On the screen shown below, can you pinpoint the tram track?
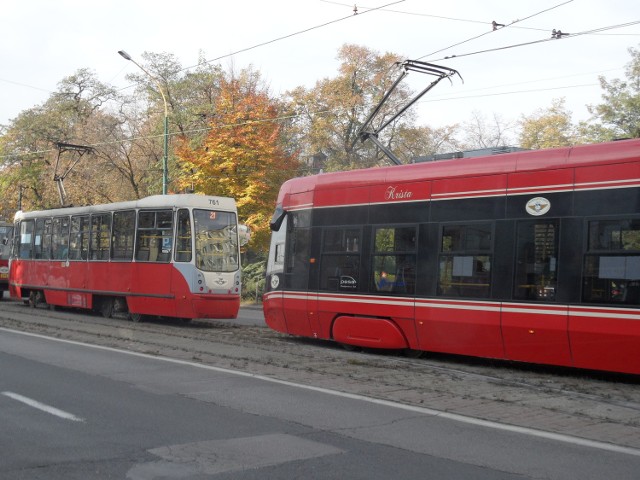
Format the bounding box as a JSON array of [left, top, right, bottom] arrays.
[[1, 298, 640, 449]]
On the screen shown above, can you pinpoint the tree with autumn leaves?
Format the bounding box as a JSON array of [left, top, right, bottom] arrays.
[[3, 43, 640, 257], [175, 71, 299, 252]]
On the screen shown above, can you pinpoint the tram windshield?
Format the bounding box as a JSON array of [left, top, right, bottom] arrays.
[[193, 210, 239, 272]]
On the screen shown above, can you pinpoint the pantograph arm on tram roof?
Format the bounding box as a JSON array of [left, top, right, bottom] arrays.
[[354, 60, 463, 165]]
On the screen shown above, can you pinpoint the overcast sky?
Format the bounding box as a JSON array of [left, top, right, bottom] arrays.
[[2, 0, 639, 134]]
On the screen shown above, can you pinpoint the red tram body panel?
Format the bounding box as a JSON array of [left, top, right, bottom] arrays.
[[264, 139, 640, 375]]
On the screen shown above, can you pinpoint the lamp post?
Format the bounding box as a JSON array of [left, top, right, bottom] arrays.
[[118, 50, 169, 194]]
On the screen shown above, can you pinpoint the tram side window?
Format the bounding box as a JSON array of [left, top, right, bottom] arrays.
[[438, 223, 492, 298], [11, 223, 19, 259], [33, 218, 51, 260], [319, 227, 361, 292], [175, 209, 192, 262], [583, 218, 640, 304], [513, 220, 559, 301], [69, 215, 90, 260], [372, 226, 417, 294], [52, 217, 70, 260], [111, 210, 135, 261], [90, 213, 111, 260], [136, 210, 173, 262], [42, 218, 52, 260], [18, 220, 35, 259]]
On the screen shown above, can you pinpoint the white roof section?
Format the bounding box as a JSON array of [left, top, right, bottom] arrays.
[[14, 194, 237, 220]]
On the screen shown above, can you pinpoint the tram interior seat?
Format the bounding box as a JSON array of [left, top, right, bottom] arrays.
[[623, 281, 640, 304], [156, 251, 170, 262], [148, 244, 158, 262]]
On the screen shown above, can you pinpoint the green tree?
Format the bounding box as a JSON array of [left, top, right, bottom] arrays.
[[0, 69, 121, 210], [0, 53, 230, 215], [580, 45, 640, 142], [286, 45, 413, 170], [121, 52, 231, 194], [393, 124, 461, 161], [518, 98, 576, 149], [285, 44, 459, 171]]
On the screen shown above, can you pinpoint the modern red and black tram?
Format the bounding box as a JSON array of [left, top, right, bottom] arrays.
[[10, 194, 243, 321], [263, 138, 640, 375], [0, 222, 14, 297]]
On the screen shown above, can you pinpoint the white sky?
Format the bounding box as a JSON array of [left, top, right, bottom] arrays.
[[1, 0, 639, 135]]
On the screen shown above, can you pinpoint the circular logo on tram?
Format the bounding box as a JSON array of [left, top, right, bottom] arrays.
[[270, 274, 280, 289], [526, 197, 551, 216]]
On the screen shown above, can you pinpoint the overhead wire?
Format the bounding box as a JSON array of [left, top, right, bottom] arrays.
[[0, 77, 609, 163], [0, 108, 334, 161], [2, 1, 406, 101], [321, 0, 580, 35], [0, 78, 53, 94], [0, 46, 633, 163], [2, 3, 638, 162], [417, 0, 575, 60], [420, 83, 599, 104], [427, 20, 640, 62], [1, 0, 402, 158], [171, 0, 406, 75]]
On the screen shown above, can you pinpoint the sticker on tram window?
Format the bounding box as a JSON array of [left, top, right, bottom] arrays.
[[340, 276, 357, 290], [210, 212, 217, 220]]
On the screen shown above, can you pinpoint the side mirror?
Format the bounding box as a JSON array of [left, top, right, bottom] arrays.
[[238, 224, 251, 247], [270, 206, 286, 232]]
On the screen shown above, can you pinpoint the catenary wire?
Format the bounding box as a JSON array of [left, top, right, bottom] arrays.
[[1, 15, 637, 161], [0, 79, 601, 163], [426, 20, 640, 62], [322, 0, 557, 33], [417, 0, 575, 60], [162, 0, 406, 76]]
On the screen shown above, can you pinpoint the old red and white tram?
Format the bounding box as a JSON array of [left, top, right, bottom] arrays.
[[10, 194, 242, 321]]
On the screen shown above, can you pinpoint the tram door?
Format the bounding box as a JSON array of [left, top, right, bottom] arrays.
[[503, 219, 572, 366], [282, 210, 315, 336]]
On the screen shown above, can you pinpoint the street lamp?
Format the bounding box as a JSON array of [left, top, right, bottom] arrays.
[[118, 50, 169, 195]]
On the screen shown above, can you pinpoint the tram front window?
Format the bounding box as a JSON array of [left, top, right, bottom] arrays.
[[193, 210, 239, 272]]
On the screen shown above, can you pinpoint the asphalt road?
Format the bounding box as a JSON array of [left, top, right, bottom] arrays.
[[230, 304, 266, 327], [1, 328, 639, 479]]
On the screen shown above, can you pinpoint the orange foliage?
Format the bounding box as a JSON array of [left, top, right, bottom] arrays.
[[176, 78, 299, 251]]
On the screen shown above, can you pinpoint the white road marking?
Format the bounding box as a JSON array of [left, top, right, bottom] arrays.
[[2, 391, 84, 422], [2, 327, 639, 457]]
